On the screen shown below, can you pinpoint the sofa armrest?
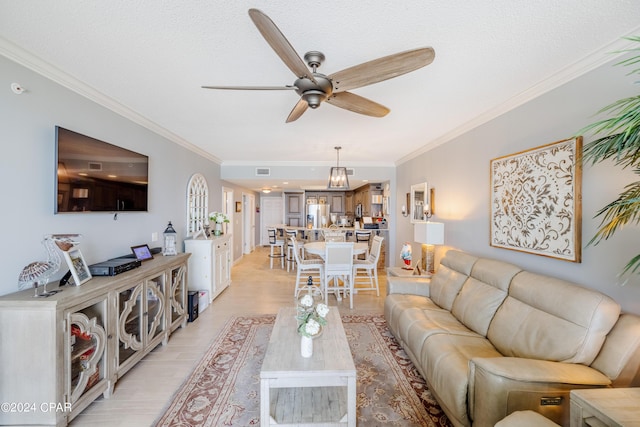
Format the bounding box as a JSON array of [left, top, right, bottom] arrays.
[[386, 276, 431, 297], [468, 357, 611, 427]]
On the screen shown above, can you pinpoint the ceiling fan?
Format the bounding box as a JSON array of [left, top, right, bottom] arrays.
[[202, 8, 435, 123]]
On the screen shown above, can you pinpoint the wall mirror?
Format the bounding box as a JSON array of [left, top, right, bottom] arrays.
[[410, 182, 429, 223]]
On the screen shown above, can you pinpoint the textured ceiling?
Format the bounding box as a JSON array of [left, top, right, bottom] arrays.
[[1, 1, 639, 190]]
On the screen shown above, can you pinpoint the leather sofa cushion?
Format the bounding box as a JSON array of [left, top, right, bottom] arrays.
[[451, 258, 521, 336], [397, 307, 480, 364], [488, 271, 621, 364], [384, 293, 439, 338], [589, 313, 640, 383], [429, 250, 478, 310], [428, 264, 468, 311], [420, 334, 503, 426]]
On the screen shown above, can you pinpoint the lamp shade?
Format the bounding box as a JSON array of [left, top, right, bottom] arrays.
[[327, 167, 350, 189], [414, 222, 444, 245]]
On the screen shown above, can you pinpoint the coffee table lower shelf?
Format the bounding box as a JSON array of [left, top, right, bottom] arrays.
[[267, 386, 350, 426]]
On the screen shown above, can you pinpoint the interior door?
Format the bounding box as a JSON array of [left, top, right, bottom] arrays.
[[260, 196, 283, 245], [242, 193, 255, 254]]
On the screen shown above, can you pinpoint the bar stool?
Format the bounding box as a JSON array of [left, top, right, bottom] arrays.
[[354, 230, 372, 259], [267, 227, 285, 269], [285, 229, 298, 272]]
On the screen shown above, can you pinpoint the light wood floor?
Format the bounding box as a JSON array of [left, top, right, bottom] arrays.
[[70, 246, 388, 426]]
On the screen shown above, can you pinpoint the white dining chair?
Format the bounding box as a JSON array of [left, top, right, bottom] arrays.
[[267, 228, 285, 269], [324, 242, 354, 308], [290, 237, 324, 298], [353, 235, 384, 296]]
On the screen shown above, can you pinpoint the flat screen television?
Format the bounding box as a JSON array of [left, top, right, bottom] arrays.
[[55, 126, 149, 213]]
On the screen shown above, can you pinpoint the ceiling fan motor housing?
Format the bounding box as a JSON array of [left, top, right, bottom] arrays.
[[295, 74, 333, 108]]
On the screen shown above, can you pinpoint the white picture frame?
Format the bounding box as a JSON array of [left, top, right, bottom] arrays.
[[63, 248, 92, 286]]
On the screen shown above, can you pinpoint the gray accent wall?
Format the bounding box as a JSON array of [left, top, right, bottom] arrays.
[[396, 53, 640, 314], [0, 55, 227, 296]]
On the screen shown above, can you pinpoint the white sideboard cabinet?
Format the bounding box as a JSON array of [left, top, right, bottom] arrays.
[[184, 234, 231, 302], [0, 253, 189, 427]]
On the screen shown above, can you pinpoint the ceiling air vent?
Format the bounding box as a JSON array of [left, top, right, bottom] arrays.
[[256, 167, 270, 176], [88, 162, 102, 171]]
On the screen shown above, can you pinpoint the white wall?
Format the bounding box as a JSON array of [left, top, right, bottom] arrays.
[[396, 54, 640, 315], [0, 55, 225, 296]]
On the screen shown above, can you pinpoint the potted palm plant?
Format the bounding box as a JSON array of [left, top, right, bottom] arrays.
[[578, 36, 640, 280]]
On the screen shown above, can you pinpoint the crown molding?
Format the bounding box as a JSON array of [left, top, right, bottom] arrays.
[[396, 28, 640, 166], [0, 37, 222, 165]]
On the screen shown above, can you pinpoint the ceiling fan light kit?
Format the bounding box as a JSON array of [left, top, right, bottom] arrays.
[[328, 146, 350, 190], [202, 8, 435, 123]]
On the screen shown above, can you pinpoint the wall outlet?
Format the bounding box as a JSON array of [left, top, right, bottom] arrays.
[[151, 232, 158, 242]]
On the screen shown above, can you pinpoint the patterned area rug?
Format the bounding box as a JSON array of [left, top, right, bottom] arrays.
[[154, 314, 451, 426]]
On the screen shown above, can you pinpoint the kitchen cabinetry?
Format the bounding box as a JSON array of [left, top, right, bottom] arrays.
[[354, 183, 383, 218], [184, 235, 231, 302], [344, 192, 354, 215], [305, 191, 346, 216], [0, 254, 189, 426], [329, 194, 344, 214]]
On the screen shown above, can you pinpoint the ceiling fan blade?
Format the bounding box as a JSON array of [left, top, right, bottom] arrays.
[[329, 47, 435, 93], [326, 92, 390, 117], [201, 85, 296, 90], [248, 9, 316, 83], [286, 99, 309, 123]]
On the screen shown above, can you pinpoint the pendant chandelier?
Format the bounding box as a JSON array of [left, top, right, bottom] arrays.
[[327, 146, 350, 189]]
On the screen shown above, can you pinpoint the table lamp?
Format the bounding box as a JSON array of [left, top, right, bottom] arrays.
[[414, 222, 444, 274]]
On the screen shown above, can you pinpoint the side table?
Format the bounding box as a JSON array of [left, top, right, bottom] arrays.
[[387, 266, 432, 278], [570, 388, 640, 427]]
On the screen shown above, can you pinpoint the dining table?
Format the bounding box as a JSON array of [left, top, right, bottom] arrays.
[[303, 241, 369, 258]]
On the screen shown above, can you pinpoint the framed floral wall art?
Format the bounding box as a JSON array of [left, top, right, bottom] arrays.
[[490, 137, 582, 262]]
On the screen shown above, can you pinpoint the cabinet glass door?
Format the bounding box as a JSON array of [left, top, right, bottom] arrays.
[[68, 299, 107, 404], [169, 265, 186, 326], [118, 283, 144, 366], [146, 274, 166, 344]]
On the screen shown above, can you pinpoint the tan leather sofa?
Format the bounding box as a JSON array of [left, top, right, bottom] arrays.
[[384, 250, 640, 427]]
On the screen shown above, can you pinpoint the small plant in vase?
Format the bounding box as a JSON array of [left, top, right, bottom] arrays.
[[296, 291, 329, 357], [208, 211, 230, 236]]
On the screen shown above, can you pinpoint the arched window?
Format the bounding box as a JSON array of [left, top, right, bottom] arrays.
[[186, 173, 209, 237]]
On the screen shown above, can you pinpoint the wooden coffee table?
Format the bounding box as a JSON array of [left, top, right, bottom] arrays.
[[260, 307, 356, 426]]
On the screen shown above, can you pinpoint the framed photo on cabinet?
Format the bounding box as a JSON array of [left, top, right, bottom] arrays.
[[63, 248, 92, 286]]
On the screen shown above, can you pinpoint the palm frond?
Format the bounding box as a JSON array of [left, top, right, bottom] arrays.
[[589, 179, 640, 245], [579, 36, 640, 280], [622, 253, 640, 278]]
